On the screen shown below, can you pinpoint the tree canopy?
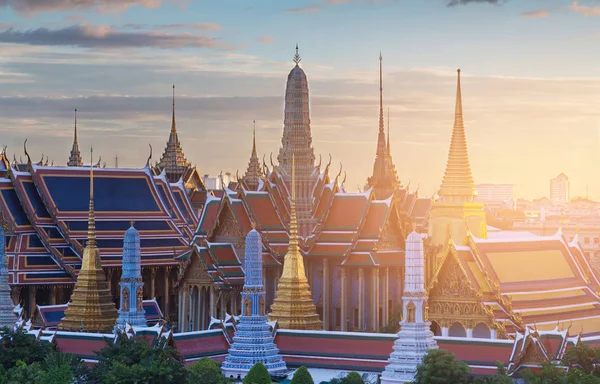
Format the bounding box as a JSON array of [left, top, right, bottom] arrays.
[[243, 362, 271, 384], [291, 366, 314, 384]]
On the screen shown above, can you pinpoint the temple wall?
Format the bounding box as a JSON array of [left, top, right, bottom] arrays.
[[53, 327, 519, 373]]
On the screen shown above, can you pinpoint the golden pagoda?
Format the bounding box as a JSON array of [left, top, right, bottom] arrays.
[[428, 69, 486, 247], [58, 148, 118, 333], [268, 155, 321, 330]]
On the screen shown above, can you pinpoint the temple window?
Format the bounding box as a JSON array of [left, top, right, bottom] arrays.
[[430, 321, 442, 336], [473, 323, 491, 339], [449, 322, 466, 337]]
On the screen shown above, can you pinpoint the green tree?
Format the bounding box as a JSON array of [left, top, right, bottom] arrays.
[[0, 327, 56, 370], [413, 349, 471, 384], [522, 362, 566, 384], [562, 343, 600, 375], [42, 351, 87, 383], [291, 366, 314, 384], [1, 361, 44, 384], [187, 357, 226, 384], [89, 333, 186, 384], [243, 362, 271, 384], [341, 371, 364, 384]]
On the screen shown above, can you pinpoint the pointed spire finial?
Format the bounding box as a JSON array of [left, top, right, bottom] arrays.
[[253, 120, 256, 154], [171, 84, 176, 135], [379, 52, 384, 135], [74, 108, 78, 143], [293, 44, 301, 65], [289, 154, 298, 250], [87, 146, 96, 248]]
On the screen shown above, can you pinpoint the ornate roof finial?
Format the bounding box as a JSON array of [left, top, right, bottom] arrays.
[[377, 52, 386, 154], [23, 139, 31, 166], [293, 44, 301, 66], [252, 120, 256, 154], [146, 144, 153, 167]]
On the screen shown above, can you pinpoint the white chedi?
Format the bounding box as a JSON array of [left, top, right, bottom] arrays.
[[381, 230, 438, 384]]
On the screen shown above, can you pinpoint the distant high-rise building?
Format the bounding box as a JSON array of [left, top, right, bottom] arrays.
[[475, 184, 515, 210], [550, 173, 570, 204]]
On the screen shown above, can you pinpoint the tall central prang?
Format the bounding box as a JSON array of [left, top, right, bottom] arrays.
[[277, 45, 318, 237]]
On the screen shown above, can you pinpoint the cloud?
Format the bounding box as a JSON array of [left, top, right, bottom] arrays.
[[122, 22, 223, 31], [0, 24, 236, 50], [569, 1, 600, 16], [521, 9, 549, 18], [258, 36, 273, 43], [65, 15, 86, 21], [285, 0, 352, 13], [0, 0, 160, 14], [447, 0, 504, 6]]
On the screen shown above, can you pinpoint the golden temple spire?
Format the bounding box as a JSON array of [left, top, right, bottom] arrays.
[[58, 147, 117, 333], [438, 69, 476, 202], [268, 154, 321, 330]]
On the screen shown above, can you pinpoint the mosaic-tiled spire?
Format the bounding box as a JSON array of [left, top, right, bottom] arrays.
[[116, 223, 146, 328], [366, 54, 400, 198], [381, 230, 438, 383], [222, 229, 287, 379], [0, 226, 16, 328], [277, 46, 319, 237], [156, 85, 191, 183], [59, 148, 117, 333], [243, 121, 262, 190], [67, 108, 83, 167], [438, 69, 476, 202], [268, 155, 321, 330]]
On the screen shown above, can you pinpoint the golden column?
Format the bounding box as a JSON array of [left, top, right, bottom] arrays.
[[59, 148, 117, 333], [268, 155, 321, 330]]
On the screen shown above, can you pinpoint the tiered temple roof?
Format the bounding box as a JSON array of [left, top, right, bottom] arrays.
[[430, 229, 600, 336], [58, 150, 118, 332], [0, 150, 197, 288]]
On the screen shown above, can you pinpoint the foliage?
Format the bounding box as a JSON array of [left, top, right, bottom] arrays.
[[0, 327, 56, 370], [187, 357, 226, 384], [89, 333, 186, 384], [291, 366, 314, 384], [243, 362, 271, 384], [341, 371, 364, 384], [562, 343, 600, 375], [42, 351, 88, 383], [413, 349, 471, 384]]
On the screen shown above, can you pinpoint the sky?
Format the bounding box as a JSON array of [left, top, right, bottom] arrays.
[[1, 0, 600, 200]]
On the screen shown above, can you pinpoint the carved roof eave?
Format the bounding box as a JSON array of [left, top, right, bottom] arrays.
[[465, 233, 525, 332], [427, 238, 507, 336], [509, 331, 551, 373], [206, 193, 236, 240], [0, 210, 15, 234], [175, 245, 216, 289], [307, 177, 342, 241]]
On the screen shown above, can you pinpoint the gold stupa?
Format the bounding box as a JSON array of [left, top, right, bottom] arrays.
[[58, 148, 118, 333], [268, 155, 321, 330]]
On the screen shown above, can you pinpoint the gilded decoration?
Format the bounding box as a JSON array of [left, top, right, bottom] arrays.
[[244, 297, 251, 316], [214, 203, 245, 239], [407, 301, 416, 323], [137, 287, 143, 311], [428, 257, 497, 332], [122, 288, 130, 311]]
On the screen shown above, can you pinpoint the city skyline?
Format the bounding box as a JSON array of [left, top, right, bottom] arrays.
[[2, 0, 600, 199]]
